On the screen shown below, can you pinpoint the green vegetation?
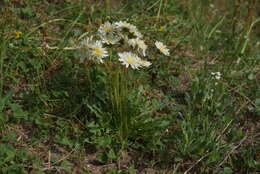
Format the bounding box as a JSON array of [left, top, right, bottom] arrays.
[[0, 0, 259, 173]]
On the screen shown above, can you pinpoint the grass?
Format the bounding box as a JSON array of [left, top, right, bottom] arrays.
[[0, 0, 259, 173]]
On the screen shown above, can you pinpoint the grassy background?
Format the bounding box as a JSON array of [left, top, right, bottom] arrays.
[[0, 0, 259, 173]]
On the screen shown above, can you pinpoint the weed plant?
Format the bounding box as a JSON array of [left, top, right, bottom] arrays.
[[0, 0, 259, 173]]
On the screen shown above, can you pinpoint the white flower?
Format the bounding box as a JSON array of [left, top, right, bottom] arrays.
[[76, 36, 94, 62], [136, 39, 147, 56], [115, 21, 143, 38], [100, 34, 120, 45], [89, 41, 108, 63], [118, 52, 142, 69], [128, 25, 143, 38], [128, 38, 147, 56], [133, 31, 143, 38], [215, 72, 221, 79], [98, 22, 121, 45], [139, 59, 151, 67], [79, 36, 94, 48], [211, 72, 221, 80], [98, 22, 115, 35], [118, 33, 129, 41], [155, 41, 170, 56], [128, 38, 137, 47], [115, 21, 132, 29]]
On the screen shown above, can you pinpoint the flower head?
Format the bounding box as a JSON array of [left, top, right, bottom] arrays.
[[100, 34, 120, 45], [128, 25, 143, 38], [79, 36, 94, 48], [115, 21, 132, 29], [98, 22, 121, 45], [155, 41, 170, 56], [115, 21, 143, 38], [135, 39, 147, 56], [118, 52, 142, 69], [128, 38, 137, 47], [98, 22, 115, 35], [128, 38, 147, 56], [15, 31, 22, 38], [89, 41, 108, 63], [211, 72, 221, 80], [139, 59, 152, 67], [158, 26, 166, 32], [76, 36, 94, 62]]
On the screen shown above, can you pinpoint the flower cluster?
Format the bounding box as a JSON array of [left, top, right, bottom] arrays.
[[211, 72, 221, 80], [76, 21, 170, 69]]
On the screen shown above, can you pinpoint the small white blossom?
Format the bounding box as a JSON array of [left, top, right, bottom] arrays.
[[128, 38, 137, 47], [79, 36, 94, 48], [98, 22, 115, 35], [128, 38, 147, 56], [98, 22, 120, 45], [128, 25, 143, 38], [155, 41, 170, 56], [115, 21, 132, 29], [118, 52, 142, 69], [139, 59, 152, 67], [76, 36, 95, 62], [100, 34, 120, 45], [89, 41, 108, 63], [211, 72, 221, 80], [115, 21, 143, 38]]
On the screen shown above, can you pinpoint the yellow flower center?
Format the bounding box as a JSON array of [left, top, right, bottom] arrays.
[[15, 31, 22, 38], [106, 38, 113, 43], [126, 56, 135, 64], [92, 48, 102, 57], [103, 26, 112, 33], [159, 26, 165, 32], [160, 47, 166, 52], [158, 45, 166, 51]]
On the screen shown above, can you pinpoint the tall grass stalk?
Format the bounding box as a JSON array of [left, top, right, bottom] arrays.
[[235, 0, 258, 55], [157, 0, 164, 21], [105, 0, 111, 14], [240, 17, 260, 54], [207, 15, 226, 39], [107, 63, 131, 142], [232, 0, 241, 37]]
